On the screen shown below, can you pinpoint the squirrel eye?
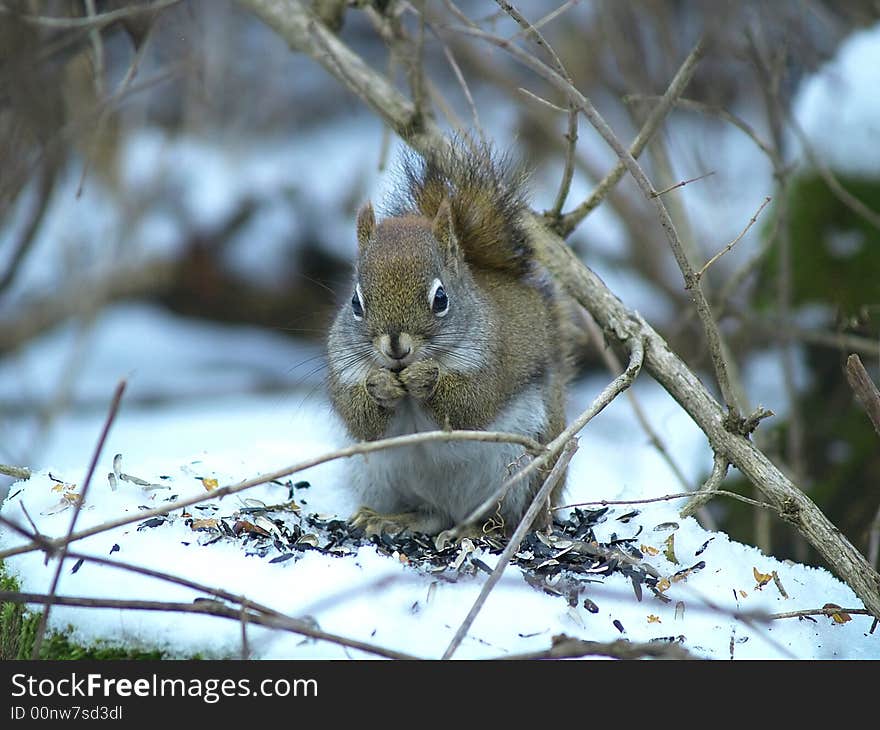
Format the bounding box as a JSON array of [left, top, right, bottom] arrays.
[[429, 279, 449, 317], [351, 284, 365, 321]]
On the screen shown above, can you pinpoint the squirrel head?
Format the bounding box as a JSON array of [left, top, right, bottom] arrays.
[[337, 200, 486, 372]]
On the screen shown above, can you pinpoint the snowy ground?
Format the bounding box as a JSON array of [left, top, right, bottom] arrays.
[[2, 20, 879, 660], [0, 305, 876, 660]]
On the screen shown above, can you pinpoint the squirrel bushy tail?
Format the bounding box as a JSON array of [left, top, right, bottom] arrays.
[[386, 139, 533, 276]]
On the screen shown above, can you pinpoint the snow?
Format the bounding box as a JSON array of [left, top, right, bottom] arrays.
[[3, 20, 880, 660], [792, 22, 880, 176], [0, 308, 876, 659]]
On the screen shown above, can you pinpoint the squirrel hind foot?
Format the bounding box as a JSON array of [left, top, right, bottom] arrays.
[[350, 506, 448, 538]]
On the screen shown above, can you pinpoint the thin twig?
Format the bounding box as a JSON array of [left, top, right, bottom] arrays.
[[748, 29, 805, 558], [0, 428, 547, 563], [30, 380, 126, 658], [578, 308, 696, 499], [77, 8, 155, 196], [769, 607, 872, 621], [498, 635, 694, 660], [845, 354, 880, 438], [517, 86, 567, 112], [0, 0, 179, 29], [17, 504, 45, 548], [457, 23, 744, 427], [408, 1, 427, 122], [550, 103, 578, 219], [557, 487, 776, 513], [869, 504, 880, 569], [680, 452, 731, 518], [240, 599, 250, 660], [0, 591, 420, 660], [493, 0, 578, 221], [713, 206, 784, 320], [696, 196, 772, 280], [745, 319, 880, 359], [84, 0, 105, 96], [624, 95, 775, 161], [442, 439, 578, 660], [558, 37, 706, 236], [786, 106, 880, 231], [651, 171, 716, 198], [0, 164, 55, 296], [438, 39, 485, 143], [457, 336, 644, 530], [518, 0, 579, 36]]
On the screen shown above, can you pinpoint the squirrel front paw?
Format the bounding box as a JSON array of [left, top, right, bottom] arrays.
[[400, 359, 440, 401], [365, 367, 405, 409]]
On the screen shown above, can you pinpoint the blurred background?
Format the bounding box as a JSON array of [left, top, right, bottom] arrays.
[[1, 0, 879, 567]]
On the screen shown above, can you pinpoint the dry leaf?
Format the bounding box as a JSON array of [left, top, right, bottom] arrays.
[[201, 478, 219, 491], [233, 519, 270, 537], [190, 518, 219, 530], [656, 578, 671, 592], [739, 590, 748, 598], [641, 544, 660, 556], [647, 615, 662, 624], [753, 567, 773, 589], [823, 603, 852, 624]]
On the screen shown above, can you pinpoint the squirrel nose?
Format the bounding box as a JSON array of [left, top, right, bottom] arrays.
[[380, 332, 413, 361]]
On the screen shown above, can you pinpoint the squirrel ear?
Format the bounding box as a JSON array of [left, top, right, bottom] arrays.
[[432, 199, 460, 266], [356, 202, 376, 251]]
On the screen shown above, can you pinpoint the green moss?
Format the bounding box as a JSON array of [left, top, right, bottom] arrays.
[[718, 170, 880, 565], [757, 173, 880, 316], [0, 561, 167, 660]]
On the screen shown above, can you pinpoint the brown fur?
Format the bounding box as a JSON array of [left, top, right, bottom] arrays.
[[386, 141, 533, 276], [326, 141, 572, 536]]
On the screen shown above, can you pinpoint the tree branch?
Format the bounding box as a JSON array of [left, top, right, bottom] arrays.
[[233, 0, 880, 620]]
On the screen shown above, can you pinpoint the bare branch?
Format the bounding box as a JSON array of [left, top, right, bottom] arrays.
[[769, 606, 872, 621], [30, 379, 126, 658], [745, 319, 880, 359], [786, 108, 880, 231], [696, 196, 772, 280], [77, 6, 156, 197], [557, 486, 776, 513], [0, 165, 55, 297], [0, 591, 419, 660], [578, 308, 696, 497], [845, 354, 880, 439], [454, 23, 745, 426], [0, 428, 546, 563], [0, 464, 31, 480], [625, 95, 776, 161], [680, 452, 731, 518], [0, 0, 180, 30], [492, 0, 578, 220], [559, 36, 706, 235], [457, 335, 644, 529], [442, 438, 578, 659], [499, 635, 695, 660], [235, 0, 880, 622], [651, 171, 716, 199]]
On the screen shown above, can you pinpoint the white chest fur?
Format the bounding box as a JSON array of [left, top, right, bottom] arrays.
[[350, 382, 549, 528]]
